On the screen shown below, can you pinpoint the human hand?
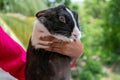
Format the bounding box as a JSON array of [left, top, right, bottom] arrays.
[[40, 36, 84, 59]]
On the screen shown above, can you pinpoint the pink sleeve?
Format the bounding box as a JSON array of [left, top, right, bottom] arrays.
[[0, 26, 26, 80], [70, 60, 76, 69]]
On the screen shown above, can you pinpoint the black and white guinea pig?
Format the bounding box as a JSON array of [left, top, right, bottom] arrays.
[[26, 5, 81, 80]]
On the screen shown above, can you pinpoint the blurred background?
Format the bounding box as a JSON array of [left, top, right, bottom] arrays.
[[0, 0, 120, 80]]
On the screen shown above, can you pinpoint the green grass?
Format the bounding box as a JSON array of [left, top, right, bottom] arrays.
[[0, 14, 35, 48]]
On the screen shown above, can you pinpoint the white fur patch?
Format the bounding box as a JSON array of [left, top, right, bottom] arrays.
[[31, 19, 52, 49], [72, 26, 82, 40], [66, 8, 81, 41]]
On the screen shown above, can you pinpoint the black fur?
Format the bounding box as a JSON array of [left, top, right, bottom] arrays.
[[26, 41, 71, 80], [26, 5, 79, 80], [36, 5, 79, 37]]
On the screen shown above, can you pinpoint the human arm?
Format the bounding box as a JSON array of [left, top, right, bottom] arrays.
[[40, 36, 84, 59], [0, 26, 26, 80]]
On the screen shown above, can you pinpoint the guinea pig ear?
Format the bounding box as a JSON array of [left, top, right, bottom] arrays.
[[36, 10, 46, 18], [36, 10, 47, 23]]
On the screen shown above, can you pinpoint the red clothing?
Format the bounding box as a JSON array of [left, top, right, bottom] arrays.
[[0, 26, 75, 80], [0, 26, 26, 80]]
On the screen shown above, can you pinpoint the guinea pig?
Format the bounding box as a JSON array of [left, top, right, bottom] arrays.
[[26, 5, 81, 80]]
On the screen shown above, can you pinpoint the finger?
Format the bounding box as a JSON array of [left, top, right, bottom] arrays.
[[52, 39, 62, 43], [40, 36, 55, 41], [37, 43, 51, 46], [37, 40, 52, 46], [35, 44, 49, 49], [51, 41, 68, 47], [52, 39, 70, 43], [40, 36, 65, 43]]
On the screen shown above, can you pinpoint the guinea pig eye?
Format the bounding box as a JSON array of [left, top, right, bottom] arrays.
[[59, 16, 66, 23]]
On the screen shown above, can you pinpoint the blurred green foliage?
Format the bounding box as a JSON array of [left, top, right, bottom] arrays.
[[0, 0, 48, 16], [0, 14, 34, 48], [79, 71, 94, 80], [0, 0, 120, 80], [85, 59, 102, 74], [47, 0, 71, 7], [101, 0, 120, 64], [72, 58, 103, 80]]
